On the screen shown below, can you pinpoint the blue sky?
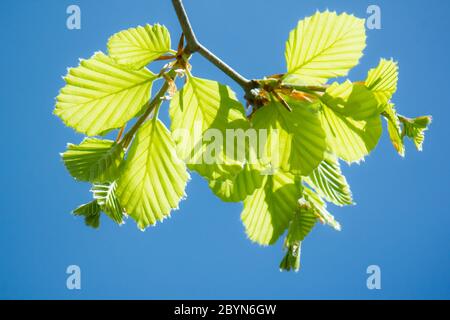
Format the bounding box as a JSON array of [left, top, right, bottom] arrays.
[[0, 0, 449, 299]]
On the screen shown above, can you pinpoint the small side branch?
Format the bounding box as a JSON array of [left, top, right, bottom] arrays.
[[171, 0, 258, 96]]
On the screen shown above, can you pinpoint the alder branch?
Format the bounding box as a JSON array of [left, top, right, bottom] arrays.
[[171, 0, 258, 98]]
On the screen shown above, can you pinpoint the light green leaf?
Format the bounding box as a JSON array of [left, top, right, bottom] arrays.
[[251, 95, 326, 176], [366, 58, 398, 106], [319, 82, 382, 163], [241, 171, 303, 246], [208, 164, 264, 202], [169, 76, 249, 180], [61, 138, 124, 183], [399, 115, 432, 151], [284, 11, 366, 85], [286, 206, 317, 243], [305, 153, 353, 206], [303, 186, 341, 231], [73, 201, 101, 229], [280, 202, 318, 272], [117, 119, 189, 230], [91, 182, 124, 224], [55, 52, 156, 136], [384, 104, 405, 157], [321, 81, 380, 120], [108, 24, 171, 70]]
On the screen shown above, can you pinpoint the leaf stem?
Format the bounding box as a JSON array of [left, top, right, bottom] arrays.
[[120, 79, 171, 148], [171, 0, 258, 96]]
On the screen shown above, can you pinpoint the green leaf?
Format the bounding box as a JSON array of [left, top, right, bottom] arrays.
[[400, 115, 432, 151], [55, 52, 156, 136], [305, 153, 353, 206], [169, 76, 249, 180], [321, 81, 380, 120], [286, 205, 318, 243], [208, 164, 264, 202], [284, 11, 366, 85], [108, 24, 171, 70], [384, 104, 405, 157], [61, 138, 124, 183], [241, 171, 303, 245], [366, 58, 398, 106], [319, 82, 382, 163], [91, 182, 124, 224], [280, 201, 318, 272], [73, 201, 101, 229], [279, 242, 302, 272], [117, 119, 189, 230], [303, 186, 341, 231], [251, 95, 326, 176]]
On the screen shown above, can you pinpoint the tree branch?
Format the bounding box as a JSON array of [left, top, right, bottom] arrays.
[[171, 0, 258, 95]]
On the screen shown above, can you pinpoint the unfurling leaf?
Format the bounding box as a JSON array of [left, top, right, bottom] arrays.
[[108, 24, 172, 70], [91, 182, 124, 224], [305, 153, 353, 206], [365, 58, 398, 106], [73, 201, 101, 229], [280, 202, 318, 272], [117, 119, 189, 230], [400, 115, 432, 151], [284, 11, 366, 85], [62, 138, 123, 183], [384, 104, 405, 156], [303, 186, 341, 231], [55, 52, 157, 136]]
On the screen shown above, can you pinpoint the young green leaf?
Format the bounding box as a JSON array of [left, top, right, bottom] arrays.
[[73, 201, 102, 229], [384, 104, 405, 157], [280, 202, 318, 272], [241, 171, 303, 246], [366, 58, 398, 106], [284, 11, 366, 85], [108, 24, 172, 70], [62, 138, 124, 183], [169, 76, 249, 180], [91, 182, 124, 225], [303, 186, 341, 231], [399, 115, 432, 151], [305, 153, 353, 206], [55, 52, 157, 136], [319, 82, 382, 163], [117, 119, 189, 230], [279, 242, 302, 272], [251, 95, 327, 176]]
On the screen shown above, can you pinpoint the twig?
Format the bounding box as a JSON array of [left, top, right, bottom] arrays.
[[171, 0, 258, 96]]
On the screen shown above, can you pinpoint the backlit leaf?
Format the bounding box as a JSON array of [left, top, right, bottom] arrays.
[[241, 171, 303, 245], [117, 119, 189, 230], [62, 138, 124, 183], [285, 11, 366, 85], [108, 24, 171, 70], [305, 153, 353, 206], [169, 76, 249, 180], [251, 95, 326, 176], [55, 52, 156, 136]]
